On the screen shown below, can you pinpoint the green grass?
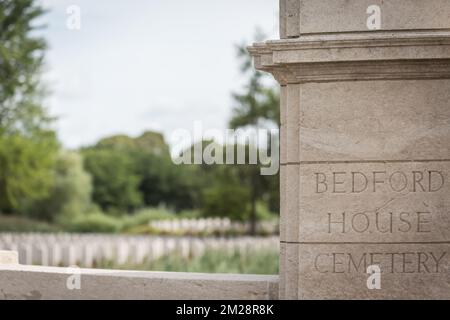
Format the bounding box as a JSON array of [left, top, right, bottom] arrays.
[[96, 249, 279, 275]]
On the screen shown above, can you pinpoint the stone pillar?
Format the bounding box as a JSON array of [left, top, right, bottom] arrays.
[[250, 0, 450, 299]]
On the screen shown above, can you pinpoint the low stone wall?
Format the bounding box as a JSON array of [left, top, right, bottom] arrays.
[[0, 251, 278, 300]]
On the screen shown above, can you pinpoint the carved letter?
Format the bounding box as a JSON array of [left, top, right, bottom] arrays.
[[413, 171, 426, 192], [352, 172, 368, 193], [314, 254, 330, 273], [315, 173, 328, 193], [429, 171, 445, 192], [373, 171, 386, 192], [328, 212, 346, 234], [333, 172, 346, 194], [389, 171, 408, 192]]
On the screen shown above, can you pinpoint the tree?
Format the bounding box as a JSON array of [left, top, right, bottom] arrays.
[[0, 0, 59, 213], [0, 0, 50, 131], [229, 31, 280, 129], [22, 151, 93, 222], [136, 151, 200, 211], [124, 131, 198, 211], [201, 165, 251, 221], [82, 148, 142, 213], [81, 131, 200, 214], [228, 32, 280, 234]]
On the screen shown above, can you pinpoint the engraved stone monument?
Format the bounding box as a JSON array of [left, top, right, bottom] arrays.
[[249, 0, 450, 299]]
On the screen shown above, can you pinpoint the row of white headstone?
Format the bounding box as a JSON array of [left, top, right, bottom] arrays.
[[149, 218, 278, 234], [0, 233, 279, 268]]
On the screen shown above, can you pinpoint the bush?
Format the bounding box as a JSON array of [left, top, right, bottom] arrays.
[[255, 202, 276, 221], [177, 209, 202, 219], [202, 183, 250, 221], [0, 215, 58, 232], [82, 148, 143, 213], [23, 151, 93, 222], [120, 208, 173, 233], [65, 207, 182, 234], [64, 212, 122, 233]]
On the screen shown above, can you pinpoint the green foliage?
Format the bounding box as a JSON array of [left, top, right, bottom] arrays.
[[97, 248, 279, 275], [0, 0, 48, 129], [201, 166, 250, 221], [121, 207, 175, 231], [226, 32, 281, 232], [64, 212, 122, 233], [177, 209, 202, 219], [0, 214, 59, 232], [82, 148, 142, 213], [62, 207, 201, 234], [0, 131, 58, 213], [131, 132, 200, 211], [229, 32, 280, 129], [176, 140, 279, 227], [97, 131, 169, 156], [21, 151, 92, 221], [0, 0, 59, 214], [82, 131, 202, 214], [0, 8, 280, 231], [135, 151, 182, 209]]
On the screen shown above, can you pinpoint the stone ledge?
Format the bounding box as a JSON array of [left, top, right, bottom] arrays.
[[249, 31, 450, 84], [0, 264, 279, 300]]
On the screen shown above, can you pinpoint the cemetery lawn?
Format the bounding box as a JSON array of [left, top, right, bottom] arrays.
[[96, 249, 279, 275]]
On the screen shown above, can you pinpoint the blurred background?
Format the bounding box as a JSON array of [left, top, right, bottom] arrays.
[[0, 0, 280, 274]]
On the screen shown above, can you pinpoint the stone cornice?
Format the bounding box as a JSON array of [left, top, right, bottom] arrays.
[[248, 31, 450, 84]]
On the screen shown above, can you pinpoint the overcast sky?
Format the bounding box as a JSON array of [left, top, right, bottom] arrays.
[[39, 0, 278, 151]]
